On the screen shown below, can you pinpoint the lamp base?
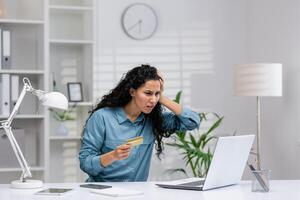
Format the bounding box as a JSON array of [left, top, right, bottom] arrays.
[[11, 179, 43, 189]]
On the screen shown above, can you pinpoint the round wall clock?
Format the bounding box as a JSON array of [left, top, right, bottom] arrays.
[[121, 3, 158, 40]]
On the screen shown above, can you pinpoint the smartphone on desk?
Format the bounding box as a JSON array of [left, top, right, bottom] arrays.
[[80, 183, 112, 190], [35, 188, 73, 196]]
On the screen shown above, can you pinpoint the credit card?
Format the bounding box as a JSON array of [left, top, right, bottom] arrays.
[[126, 136, 143, 147]]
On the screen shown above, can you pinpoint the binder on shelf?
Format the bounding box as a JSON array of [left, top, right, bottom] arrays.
[[1, 74, 10, 117], [0, 28, 2, 70], [11, 75, 19, 111], [0, 81, 2, 114], [2, 30, 11, 68]]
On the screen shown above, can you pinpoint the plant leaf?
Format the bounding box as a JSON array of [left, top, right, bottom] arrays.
[[206, 116, 224, 135], [162, 91, 224, 178], [174, 91, 182, 103], [189, 134, 197, 147]]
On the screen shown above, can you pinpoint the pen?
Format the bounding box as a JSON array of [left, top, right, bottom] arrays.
[[247, 163, 269, 192]]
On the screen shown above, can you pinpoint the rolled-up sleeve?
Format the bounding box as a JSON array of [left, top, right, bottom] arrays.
[[162, 107, 200, 132], [79, 112, 105, 176]]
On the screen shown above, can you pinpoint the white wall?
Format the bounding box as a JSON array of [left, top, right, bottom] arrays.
[[245, 0, 300, 179], [190, 0, 258, 179], [94, 0, 215, 105], [193, 0, 300, 179], [95, 0, 300, 180]]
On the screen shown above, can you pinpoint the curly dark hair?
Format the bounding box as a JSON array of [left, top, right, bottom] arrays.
[[83, 64, 171, 157]]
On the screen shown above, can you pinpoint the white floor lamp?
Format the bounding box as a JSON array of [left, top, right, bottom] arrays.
[[234, 63, 282, 170], [0, 77, 68, 189]]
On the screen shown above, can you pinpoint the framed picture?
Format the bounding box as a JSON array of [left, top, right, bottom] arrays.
[[67, 82, 83, 102]]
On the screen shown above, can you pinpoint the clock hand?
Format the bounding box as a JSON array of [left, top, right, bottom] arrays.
[[127, 19, 142, 32], [139, 19, 142, 34]]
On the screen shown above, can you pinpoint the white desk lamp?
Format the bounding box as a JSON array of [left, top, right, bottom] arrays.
[[0, 77, 68, 189], [234, 63, 282, 170]]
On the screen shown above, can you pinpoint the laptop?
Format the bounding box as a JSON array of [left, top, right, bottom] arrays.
[[156, 134, 255, 191]]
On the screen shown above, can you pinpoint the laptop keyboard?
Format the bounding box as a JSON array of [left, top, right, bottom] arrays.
[[179, 180, 205, 186]]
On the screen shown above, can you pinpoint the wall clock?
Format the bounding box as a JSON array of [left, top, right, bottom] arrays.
[[121, 3, 158, 40]]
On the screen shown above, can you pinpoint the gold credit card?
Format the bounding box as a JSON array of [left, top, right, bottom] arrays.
[[126, 136, 143, 147]]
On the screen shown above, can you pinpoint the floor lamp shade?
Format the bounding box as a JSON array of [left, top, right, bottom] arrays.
[[234, 63, 282, 97]]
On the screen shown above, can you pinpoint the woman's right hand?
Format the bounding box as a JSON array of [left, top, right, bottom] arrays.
[[112, 144, 132, 160], [157, 70, 164, 92], [100, 143, 132, 167]]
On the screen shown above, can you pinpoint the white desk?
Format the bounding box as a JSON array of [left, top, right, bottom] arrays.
[[0, 180, 299, 200]]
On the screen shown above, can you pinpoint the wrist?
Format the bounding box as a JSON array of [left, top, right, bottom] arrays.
[[100, 151, 117, 167], [159, 95, 167, 104], [110, 150, 118, 162], [159, 95, 182, 115]]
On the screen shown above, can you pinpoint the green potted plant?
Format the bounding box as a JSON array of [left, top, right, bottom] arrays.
[[164, 91, 224, 177], [49, 104, 76, 136]]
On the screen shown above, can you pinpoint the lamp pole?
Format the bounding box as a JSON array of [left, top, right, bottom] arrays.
[[256, 96, 261, 170]]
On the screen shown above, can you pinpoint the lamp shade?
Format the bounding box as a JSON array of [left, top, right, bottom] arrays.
[[234, 63, 282, 96], [41, 92, 68, 110]]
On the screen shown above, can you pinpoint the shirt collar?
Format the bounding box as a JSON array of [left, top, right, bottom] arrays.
[[115, 107, 145, 124]]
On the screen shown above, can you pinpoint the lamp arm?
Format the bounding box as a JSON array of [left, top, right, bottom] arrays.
[[1, 124, 32, 181], [0, 78, 35, 182]]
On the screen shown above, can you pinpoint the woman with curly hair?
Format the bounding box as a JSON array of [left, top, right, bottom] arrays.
[[79, 64, 200, 182]]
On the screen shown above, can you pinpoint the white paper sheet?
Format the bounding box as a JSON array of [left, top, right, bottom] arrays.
[[90, 187, 144, 197]]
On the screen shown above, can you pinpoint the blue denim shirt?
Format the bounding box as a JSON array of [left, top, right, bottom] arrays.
[[79, 107, 200, 182]]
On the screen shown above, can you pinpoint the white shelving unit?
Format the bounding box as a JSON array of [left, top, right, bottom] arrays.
[[0, 69, 45, 75], [0, 19, 44, 24], [0, 0, 46, 183], [49, 39, 93, 44], [0, 167, 44, 173], [49, 135, 82, 140], [69, 102, 93, 107], [0, 114, 44, 119], [0, 0, 94, 184], [48, 0, 94, 183]]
